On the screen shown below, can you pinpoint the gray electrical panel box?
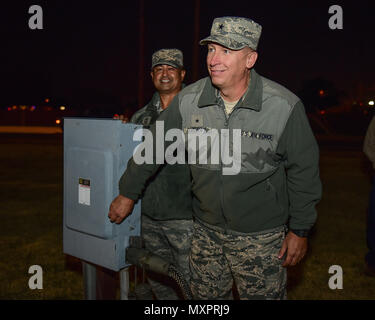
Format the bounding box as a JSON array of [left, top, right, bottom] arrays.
[[63, 118, 142, 271]]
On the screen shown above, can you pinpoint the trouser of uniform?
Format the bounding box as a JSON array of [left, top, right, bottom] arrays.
[[142, 215, 194, 300], [190, 219, 287, 300], [366, 176, 375, 268]]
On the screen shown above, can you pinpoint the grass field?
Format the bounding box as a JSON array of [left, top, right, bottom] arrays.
[[0, 134, 374, 300]]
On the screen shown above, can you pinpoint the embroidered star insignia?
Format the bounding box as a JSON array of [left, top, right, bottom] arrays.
[[219, 24, 224, 30]]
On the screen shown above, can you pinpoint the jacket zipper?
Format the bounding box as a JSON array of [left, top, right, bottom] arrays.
[[218, 99, 242, 230], [219, 102, 229, 230]]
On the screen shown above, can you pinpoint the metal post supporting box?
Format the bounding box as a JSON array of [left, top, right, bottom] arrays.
[[63, 118, 142, 271]]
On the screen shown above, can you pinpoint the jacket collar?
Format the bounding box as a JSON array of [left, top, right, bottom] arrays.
[[145, 91, 161, 112], [197, 69, 263, 111], [146, 83, 186, 113]]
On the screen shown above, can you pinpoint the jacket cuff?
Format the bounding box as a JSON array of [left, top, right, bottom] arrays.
[[119, 188, 139, 201], [290, 229, 310, 238]]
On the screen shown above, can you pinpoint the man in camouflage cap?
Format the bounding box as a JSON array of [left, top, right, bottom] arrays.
[[111, 17, 321, 300], [110, 48, 193, 300]]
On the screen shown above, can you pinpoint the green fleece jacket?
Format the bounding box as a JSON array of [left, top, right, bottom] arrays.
[[120, 69, 322, 233], [129, 92, 193, 221]]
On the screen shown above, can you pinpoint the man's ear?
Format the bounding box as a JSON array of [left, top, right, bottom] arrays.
[[150, 70, 154, 81], [246, 51, 258, 69], [180, 69, 186, 81]]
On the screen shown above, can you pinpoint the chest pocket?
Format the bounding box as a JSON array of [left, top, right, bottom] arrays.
[[141, 116, 152, 126], [139, 110, 159, 127], [240, 133, 280, 173]]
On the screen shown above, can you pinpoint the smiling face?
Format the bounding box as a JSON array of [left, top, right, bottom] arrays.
[[151, 64, 186, 95], [206, 43, 257, 94]]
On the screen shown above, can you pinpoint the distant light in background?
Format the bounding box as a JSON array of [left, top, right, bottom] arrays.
[[319, 90, 325, 96], [7, 107, 11, 111], [20, 105, 27, 110], [30, 106, 36, 111], [59, 106, 66, 110], [369, 100, 374, 106], [12, 105, 17, 110], [320, 110, 326, 115], [45, 98, 50, 103], [55, 119, 61, 124]]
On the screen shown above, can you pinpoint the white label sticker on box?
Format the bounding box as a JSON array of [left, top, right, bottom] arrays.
[[78, 178, 90, 206]]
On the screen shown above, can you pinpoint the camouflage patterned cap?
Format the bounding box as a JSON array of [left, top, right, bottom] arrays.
[[151, 48, 184, 69], [200, 16, 262, 51]]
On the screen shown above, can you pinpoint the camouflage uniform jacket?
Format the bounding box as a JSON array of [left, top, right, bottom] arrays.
[[120, 70, 322, 233], [129, 92, 193, 221]]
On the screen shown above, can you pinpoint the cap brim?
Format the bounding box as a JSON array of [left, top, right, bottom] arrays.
[[199, 35, 247, 51], [151, 61, 182, 69]]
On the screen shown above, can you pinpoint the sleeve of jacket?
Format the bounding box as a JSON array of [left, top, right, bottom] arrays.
[[277, 100, 322, 230], [130, 105, 147, 124], [119, 95, 183, 200], [363, 116, 375, 169], [129, 111, 140, 124]]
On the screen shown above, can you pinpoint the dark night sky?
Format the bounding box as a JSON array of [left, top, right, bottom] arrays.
[[1, 0, 374, 112]]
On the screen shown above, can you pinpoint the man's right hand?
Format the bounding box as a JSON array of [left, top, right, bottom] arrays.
[[108, 195, 135, 224]]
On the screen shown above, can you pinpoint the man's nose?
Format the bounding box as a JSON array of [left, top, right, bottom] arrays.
[[209, 52, 220, 66], [162, 67, 169, 77]]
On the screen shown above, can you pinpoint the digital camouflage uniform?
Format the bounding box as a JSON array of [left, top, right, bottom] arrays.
[[129, 49, 193, 300], [191, 220, 287, 299], [120, 19, 322, 300]]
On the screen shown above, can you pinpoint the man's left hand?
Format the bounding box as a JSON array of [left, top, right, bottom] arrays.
[[278, 231, 308, 267]]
